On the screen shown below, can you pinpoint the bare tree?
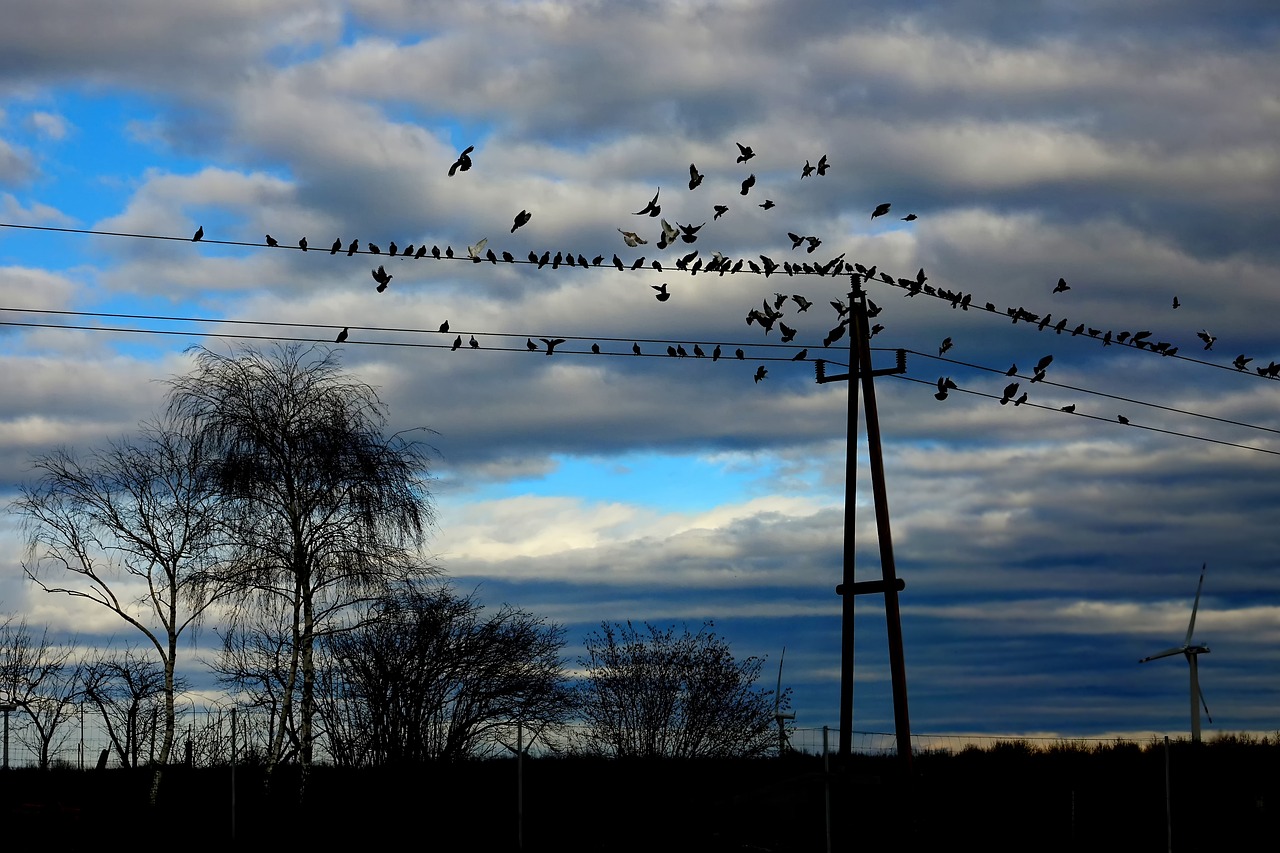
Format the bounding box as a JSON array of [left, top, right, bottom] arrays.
[[166, 343, 436, 779], [208, 606, 302, 766], [0, 619, 83, 769], [319, 584, 570, 764], [83, 648, 184, 768], [14, 418, 233, 788], [575, 621, 784, 758]]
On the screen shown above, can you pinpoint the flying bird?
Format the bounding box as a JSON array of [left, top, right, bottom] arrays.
[[679, 222, 704, 243], [512, 210, 532, 232], [192, 226, 204, 242], [713, 205, 728, 220], [754, 365, 768, 382], [901, 213, 917, 222], [467, 238, 488, 260], [1000, 382, 1019, 405], [934, 376, 957, 401], [372, 265, 392, 292], [688, 164, 704, 190], [1053, 277, 1070, 294], [652, 283, 671, 302], [659, 219, 679, 247], [740, 174, 756, 195], [1172, 296, 1181, 309], [939, 337, 953, 356], [634, 188, 661, 217], [335, 327, 348, 343], [801, 160, 815, 179], [816, 154, 830, 176], [735, 142, 755, 163], [871, 203, 891, 220], [618, 229, 648, 247], [265, 234, 278, 247], [448, 145, 474, 176], [1197, 329, 1217, 350], [759, 199, 775, 210]]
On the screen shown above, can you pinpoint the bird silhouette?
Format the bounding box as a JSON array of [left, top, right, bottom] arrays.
[[439, 320, 450, 333], [939, 337, 953, 356], [1000, 382, 1019, 405], [934, 376, 957, 401], [816, 154, 830, 176], [634, 188, 661, 217], [448, 145, 474, 176], [368, 243, 381, 254], [901, 213, 917, 222], [679, 222, 704, 243], [1197, 330, 1217, 350], [754, 365, 768, 382], [801, 160, 815, 179], [759, 200, 775, 209], [632, 342, 642, 355], [791, 349, 808, 361], [372, 265, 392, 292], [677, 345, 689, 358], [512, 210, 532, 232], [740, 174, 756, 195], [335, 327, 348, 343], [299, 237, 308, 251], [712, 345, 722, 361], [1053, 277, 1070, 294], [540, 338, 565, 356], [736, 348, 745, 360], [736, 142, 755, 163], [1118, 414, 1130, 424], [330, 238, 341, 254], [713, 205, 728, 220], [652, 283, 671, 302], [451, 336, 462, 351], [592, 343, 601, 354], [432, 245, 441, 259], [466, 335, 478, 349], [1172, 296, 1181, 309], [688, 164, 704, 190], [871, 203, 891, 220], [667, 346, 677, 357], [388, 241, 398, 256], [347, 239, 359, 256], [1234, 354, 1253, 371], [265, 234, 278, 247], [467, 238, 488, 261], [526, 338, 537, 352], [192, 226, 204, 241], [792, 294, 812, 312], [659, 219, 679, 247], [1006, 363, 1018, 376]]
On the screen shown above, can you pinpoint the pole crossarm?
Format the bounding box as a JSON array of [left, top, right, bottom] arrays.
[[814, 349, 907, 384]]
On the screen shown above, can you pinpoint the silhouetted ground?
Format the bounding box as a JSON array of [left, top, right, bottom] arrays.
[[2, 738, 1276, 850]]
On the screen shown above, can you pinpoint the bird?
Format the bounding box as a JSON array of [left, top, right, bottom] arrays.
[[448, 144, 474, 176], [265, 234, 278, 247], [679, 222, 704, 243], [901, 213, 917, 222], [801, 160, 815, 179], [467, 238, 488, 260], [432, 245, 442, 259], [871, 203, 891, 220], [330, 238, 342, 254], [634, 188, 661, 217], [1000, 382, 1019, 405], [1197, 329, 1217, 350], [1118, 414, 1130, 424], [192, 226, 204, 241], [347, 239, 359, 256], [676, 345, 688, 358], [939, 337, 953, 356], [298, 237, 308, 251], [527, 338, 538, 352], [934, 377, 957, 401], [592, 343, 601, 354], [659, 219, 679, 247], [632, 342, 642, 356], [805, 236, 822, 254], [468, 335, 478, 349], [1051, 277, 1071, 294], [713, 205, 728, 220], [667, 346, 677, 357], [335, 327, 348, 343], [1061, 404, 1076, 413], [712, 345, 722, 361], [1014, 392, 1028, 406], [1233, 354, 1253, 371], [652, 283, 671, 302], [688, 164, 704, 190], [1006, 363, 1018, 376], [740, 174, 756, 195], [791, 349, 808, 361], [754, 365, 768, 382], [792, 295, 812, 312], [735, 142, 755, 163], [512, 210, 532, 232], [759, 199, 775, 210], [618, 229, 647, 247], [816, 154, 830, 176], [372, 265, 392, 292], [788, 232, 805, 250], [388, 242, 397, 256], [368, 243, 381, 255], [735, 348, 745, 360], [450, 336, 462, 351], [439, 320, 450, 333], [779, 323, 797, 343], [1035, 354, 1053, 373], [1172, 296, 1181, 309]]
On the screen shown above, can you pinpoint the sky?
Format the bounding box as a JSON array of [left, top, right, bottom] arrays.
[[1, 0, 1279, 748]]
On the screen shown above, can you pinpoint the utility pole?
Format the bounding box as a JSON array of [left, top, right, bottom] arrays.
[[818, 282, 913, 771]]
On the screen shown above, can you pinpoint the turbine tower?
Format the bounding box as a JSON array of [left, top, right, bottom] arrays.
[[1139, 563, 1212, 742], [774, 647, 795, 754]]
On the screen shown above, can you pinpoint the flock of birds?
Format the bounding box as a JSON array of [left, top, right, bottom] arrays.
[[187, 140, 1273, 413]]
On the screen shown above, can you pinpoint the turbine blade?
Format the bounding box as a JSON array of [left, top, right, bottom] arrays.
[[1186, 563, 1206, 646], [1199, 683, 1212, 725], [1140, 647, 1185, 662], [775, 646, 786, 715]]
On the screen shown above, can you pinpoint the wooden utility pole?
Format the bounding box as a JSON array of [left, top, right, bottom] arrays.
[[818, 283, 913, 771]]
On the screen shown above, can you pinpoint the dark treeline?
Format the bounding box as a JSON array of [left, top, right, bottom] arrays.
[[2, 736, 1277, 850]]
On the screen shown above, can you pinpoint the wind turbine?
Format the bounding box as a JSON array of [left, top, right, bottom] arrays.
[[774, 647, 795, 754], [1139, 563, 1213, 742]]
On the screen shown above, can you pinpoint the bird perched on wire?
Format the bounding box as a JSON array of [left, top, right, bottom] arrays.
[[1000, 382, 1019, 405], [330, 238, 342, 254], [265, 234, 278, 247], [469, 335, 479, 349], [467, 238, 488, 261], [335, 327, 348, 344], [192, 225, 204, 241], [736, 142, 755, 163], [448, 145, 474, 176], [347, 239, 359, 256], [299, 237, 308, 251], [512, 210, 532, 232]]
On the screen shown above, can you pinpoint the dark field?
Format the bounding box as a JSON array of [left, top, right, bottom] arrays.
[[3, 739, 1276, 850]]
